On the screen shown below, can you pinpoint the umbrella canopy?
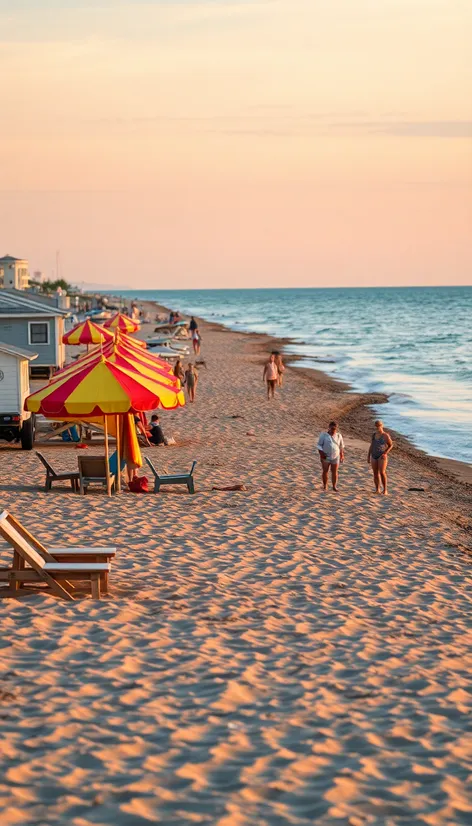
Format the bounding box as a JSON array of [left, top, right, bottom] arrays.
[[62, 319, 114, 346], [119, 332, 146, 349], [107, 348, 181, 387], [104, 312, 140, 333], [25, 354, 185, 418], [106, 337, 176, 374], [50, 339, 178, 386]]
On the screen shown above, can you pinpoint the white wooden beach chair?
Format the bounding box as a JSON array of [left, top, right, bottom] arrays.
[[0, 511, 113, 600]]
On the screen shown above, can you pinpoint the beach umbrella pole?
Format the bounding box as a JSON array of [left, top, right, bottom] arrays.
[[116, 414, 121, 493], [104, 415, 111, 496]]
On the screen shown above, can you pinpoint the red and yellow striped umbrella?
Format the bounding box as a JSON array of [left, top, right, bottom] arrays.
[[51, 339, 177, 385], [104, 312, 140, 333], [119, 332, 146, 349], [62, 319, 114, 346], [107, 349, 181, 388], [25, 354, 185, 418], [106, 337, 175, 374]]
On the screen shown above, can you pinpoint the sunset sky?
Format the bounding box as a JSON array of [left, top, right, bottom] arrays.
[[1, 0, 471, 289]]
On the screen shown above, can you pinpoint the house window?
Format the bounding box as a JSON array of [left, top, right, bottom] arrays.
[[29, 321, 50, 345]]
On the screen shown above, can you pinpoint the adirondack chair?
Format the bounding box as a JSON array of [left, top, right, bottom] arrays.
[[36, 452, 80, 492], [0, 511, 111, 600], [78, 455, 115, 496], [145, 457, 196, 494]]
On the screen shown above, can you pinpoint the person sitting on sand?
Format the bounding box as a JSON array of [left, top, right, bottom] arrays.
[[185, 363, 198, 403], [149, 414, 168, 446], [367, 419, 393, 495], [317, 420, 345, 491], [263, 353, 279, 399]]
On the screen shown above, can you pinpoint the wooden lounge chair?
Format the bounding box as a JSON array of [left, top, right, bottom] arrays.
[[145, 457, 196, 494], [0, 511, 115, 564], [36, 451, 80, 492], [0, 511, 111, 600], [78, 455, 115, 496]]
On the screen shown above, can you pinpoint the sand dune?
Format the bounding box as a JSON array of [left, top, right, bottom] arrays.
[[0, 312, 471, 825]]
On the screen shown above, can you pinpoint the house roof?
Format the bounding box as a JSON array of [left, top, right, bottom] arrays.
[[0, 289, 69, 317], [0, 255, 22, 262], [0, 341, 38, 361]]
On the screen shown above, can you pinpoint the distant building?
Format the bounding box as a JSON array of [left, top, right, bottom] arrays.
[[0, 289, 70, 375], [0, 255, 29, 291]]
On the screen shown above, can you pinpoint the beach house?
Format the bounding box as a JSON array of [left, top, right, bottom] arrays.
[[0, 289, 69, 376], [0, 255, 29, 290]]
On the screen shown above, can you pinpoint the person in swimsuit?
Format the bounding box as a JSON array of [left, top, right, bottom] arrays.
[[367, 420, 393, 494], [192, 328, 201, 356], [273, 351, 285, 387], [263, 354, 279, 399], [173, 359, 185, 384], [185, 363, 198, 403]]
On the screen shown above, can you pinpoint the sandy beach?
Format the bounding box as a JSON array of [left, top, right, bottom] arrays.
[[0, 307, 471, 826]]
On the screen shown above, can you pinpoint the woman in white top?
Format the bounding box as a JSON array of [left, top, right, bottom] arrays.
[[317, 420, 345, 491], [192, 328, 201, 356], [263, 354, 279, 399]]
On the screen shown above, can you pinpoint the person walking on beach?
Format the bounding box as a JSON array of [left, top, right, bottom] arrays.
[[317, 421, 345, 491], [173, 358, 185, 384], [189, 316, 198, 333], [273, 352, 285, 387], [367, 419, 393, 494], [192, 328, 201, 356], [263, 353, 279, 399], [185, 363, 198, 403]]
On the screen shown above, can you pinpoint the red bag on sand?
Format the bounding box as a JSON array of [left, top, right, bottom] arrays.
[[128, 476, 149, 493]]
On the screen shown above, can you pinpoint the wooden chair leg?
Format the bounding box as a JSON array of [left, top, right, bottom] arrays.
[[8, 572, 20, 592], [188, 478, 195, 494], [91, 573, 100, 599], [100, 571, 108, 593]]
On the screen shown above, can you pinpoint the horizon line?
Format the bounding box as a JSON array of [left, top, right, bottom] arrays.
[[97, 283, 472, 293]]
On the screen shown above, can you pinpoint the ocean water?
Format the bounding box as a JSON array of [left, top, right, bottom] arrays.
[[120, 287, 472, 466]]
